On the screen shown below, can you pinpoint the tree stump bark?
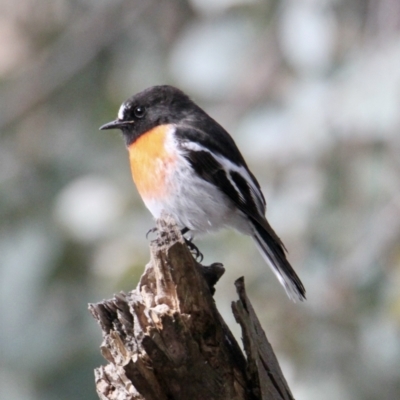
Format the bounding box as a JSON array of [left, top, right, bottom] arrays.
[[89, 215, 295, 400]]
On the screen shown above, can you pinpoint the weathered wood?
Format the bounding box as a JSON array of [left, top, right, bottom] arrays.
[[232, 278, 294, 400], [89, 215, 294, 400]]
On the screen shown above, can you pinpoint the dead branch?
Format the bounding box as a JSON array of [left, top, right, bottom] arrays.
[[89, 215, 295, 400]]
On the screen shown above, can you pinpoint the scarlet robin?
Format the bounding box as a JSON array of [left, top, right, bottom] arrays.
[[100, 85, 305, 301]]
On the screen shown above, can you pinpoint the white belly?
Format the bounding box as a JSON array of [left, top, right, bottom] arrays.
[[143, 155, 251, 236]]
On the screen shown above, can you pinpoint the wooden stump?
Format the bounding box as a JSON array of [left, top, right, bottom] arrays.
[[89, 215, 294, 400]]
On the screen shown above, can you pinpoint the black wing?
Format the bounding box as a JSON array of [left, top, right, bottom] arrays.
[[175, 123, 266, 214], [175, 125, 306, 301]]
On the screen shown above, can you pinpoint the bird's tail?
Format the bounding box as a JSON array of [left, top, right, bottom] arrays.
[[250, 218, 306, 301]]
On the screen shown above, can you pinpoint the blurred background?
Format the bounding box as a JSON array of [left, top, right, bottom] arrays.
[[1, 0, 400, 399]]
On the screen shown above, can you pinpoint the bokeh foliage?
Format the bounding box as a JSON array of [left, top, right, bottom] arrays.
[[1, 1, 400, 399]]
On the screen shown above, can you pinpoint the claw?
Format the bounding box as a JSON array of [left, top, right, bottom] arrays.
[[181, 227, 203, 262], [146, 227, 157, 239], [184, 238, 204, 262]]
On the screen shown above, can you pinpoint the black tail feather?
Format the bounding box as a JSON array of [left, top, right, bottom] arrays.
[[251, 219, 306, 301]]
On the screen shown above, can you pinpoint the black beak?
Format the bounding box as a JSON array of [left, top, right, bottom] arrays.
[[99, 119, 130, 130]]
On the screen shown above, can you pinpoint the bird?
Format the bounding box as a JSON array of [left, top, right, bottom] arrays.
[[100, 85, 305, 301]]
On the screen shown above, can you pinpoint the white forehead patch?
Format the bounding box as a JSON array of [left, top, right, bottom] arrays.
[[118, 103, 128, 120]]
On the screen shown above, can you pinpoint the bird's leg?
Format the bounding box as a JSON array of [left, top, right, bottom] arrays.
[[181, 227, 189, 235], [181, 227, 204, 262]]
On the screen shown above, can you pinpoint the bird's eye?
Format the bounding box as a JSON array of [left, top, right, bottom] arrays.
[[134, 106, 146, 119]]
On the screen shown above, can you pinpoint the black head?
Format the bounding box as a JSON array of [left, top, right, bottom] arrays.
[[99, 85, 201, 146]]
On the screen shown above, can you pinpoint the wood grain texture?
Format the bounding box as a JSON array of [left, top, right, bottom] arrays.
[[89, 214, 294, 400]]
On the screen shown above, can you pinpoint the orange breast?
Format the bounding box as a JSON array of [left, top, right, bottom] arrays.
[[128, 124, 176, 199]]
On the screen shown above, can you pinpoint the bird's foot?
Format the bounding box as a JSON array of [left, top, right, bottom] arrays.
[[148, 226, 204, 262], [183, 237, 204, 262], [182, 229, 224, 294], [181, 227, 204, 261]]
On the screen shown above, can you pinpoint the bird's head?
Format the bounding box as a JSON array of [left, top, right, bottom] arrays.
[[99, 85, 198, 146]]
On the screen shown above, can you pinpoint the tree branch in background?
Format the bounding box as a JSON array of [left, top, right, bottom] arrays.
[[89, 215, 295, 400]]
